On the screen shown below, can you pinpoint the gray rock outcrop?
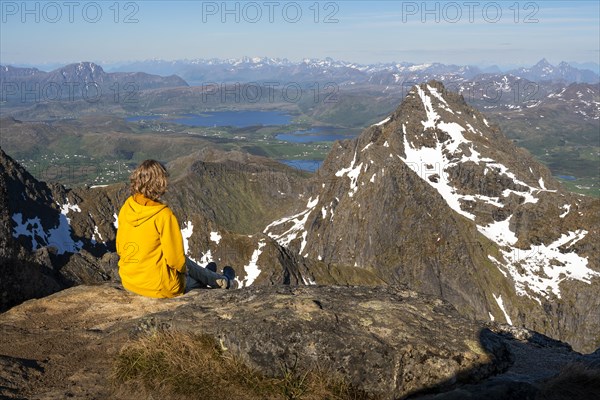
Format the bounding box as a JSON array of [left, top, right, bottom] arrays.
[[1, 284, 597, 399]]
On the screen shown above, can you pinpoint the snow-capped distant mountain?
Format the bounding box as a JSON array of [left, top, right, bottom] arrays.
[[109, 57, 599, 85], [509, 59, 599, 84], [544, 83, 600, 120]]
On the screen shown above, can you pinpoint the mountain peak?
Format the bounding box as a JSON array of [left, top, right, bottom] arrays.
[[535, 58, 552, 67], [57, 61, 105, 75], [369, 80, 555, 220], [265, 81, 600, 351]]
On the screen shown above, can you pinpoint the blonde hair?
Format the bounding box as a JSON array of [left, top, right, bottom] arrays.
[[130, 160, 168, 201]]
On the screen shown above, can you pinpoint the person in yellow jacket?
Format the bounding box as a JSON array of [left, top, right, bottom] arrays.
[[116, 160, 235, 298]]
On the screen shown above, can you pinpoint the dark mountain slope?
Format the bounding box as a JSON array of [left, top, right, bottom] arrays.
[[265, 81, 600, 352]]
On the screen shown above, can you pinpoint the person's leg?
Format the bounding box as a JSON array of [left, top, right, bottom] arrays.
[[185, 271, 204, 291], [222, 266, 236, 288], [206, 262, 217, 273], [185, 257, 229, 290]]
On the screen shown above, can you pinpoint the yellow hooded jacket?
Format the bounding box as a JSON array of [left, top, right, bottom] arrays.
[[116, 193, 186, 298]]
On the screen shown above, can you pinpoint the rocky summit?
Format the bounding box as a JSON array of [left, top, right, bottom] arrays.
[[1, 283, 598, 399], [1, 81, 599, 397]]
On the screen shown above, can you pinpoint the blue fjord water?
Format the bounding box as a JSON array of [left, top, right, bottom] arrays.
[[126, 111, 355, 172]]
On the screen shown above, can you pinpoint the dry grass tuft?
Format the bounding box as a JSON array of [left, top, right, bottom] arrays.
[[112, 330, 378, 400]]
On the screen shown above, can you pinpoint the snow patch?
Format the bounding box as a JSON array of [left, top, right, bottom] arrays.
[[210, 231, 222, 244], [401, 122, 476, 220], [59, 201, 81, 224], [182, 226, 212, 265], [416, 85, 439, 129], [91, 225, 104, 244], [335, 152, 363, 197], [361, 142, 373, 152], [301, 275, 317, 285], [400, 87, 540, 220], [264, 197, 319, 248], [486, 228, 597, 300], [501, 188, 538, 204], [12, 214, 45, 250], [559, 204, 571, 218], [240, 240, 266, 287], [199, 250, 212, 265], [11, 211, 83, 255], [493, 294, 512, 325], [478, 219, 518, 246], [373, 116, 391, 126], [181, 221, 194, 254], [299, 231, 309, 255]]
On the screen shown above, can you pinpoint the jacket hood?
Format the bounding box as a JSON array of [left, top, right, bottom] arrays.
[[120, 194, 167, 227]]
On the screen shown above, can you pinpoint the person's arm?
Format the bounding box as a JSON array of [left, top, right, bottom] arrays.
[[157, 209, 186, 273]]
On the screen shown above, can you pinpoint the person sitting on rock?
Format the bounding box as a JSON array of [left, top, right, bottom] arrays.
[[116, 159, 235, 298]]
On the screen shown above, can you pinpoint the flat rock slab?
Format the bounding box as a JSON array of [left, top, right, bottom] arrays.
[[0, 284, 592, 399]]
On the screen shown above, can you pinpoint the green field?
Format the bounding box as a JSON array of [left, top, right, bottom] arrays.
[[8, 117, 344, 187]]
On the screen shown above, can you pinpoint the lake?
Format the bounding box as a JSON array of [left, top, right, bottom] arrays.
[[280, 160, 323, 173], [125, 111, 353, 173], [556, 175, 577, 181]]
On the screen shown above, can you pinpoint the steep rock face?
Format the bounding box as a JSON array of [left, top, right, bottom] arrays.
[[161, 149, 382, 287], [1, 284, 596, 400], [265, 81, 600, 352], [165, 147, 311, 234], [0, 148, 67, 310], [0, 146, 127, 310]]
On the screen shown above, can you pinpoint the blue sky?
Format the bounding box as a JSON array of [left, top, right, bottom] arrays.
[[1, 0, 598, 68]]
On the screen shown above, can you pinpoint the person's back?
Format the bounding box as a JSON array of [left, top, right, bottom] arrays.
[[116, 160, 235, 298], [117, 193, 186, 298], [116, 160, 186, 298]]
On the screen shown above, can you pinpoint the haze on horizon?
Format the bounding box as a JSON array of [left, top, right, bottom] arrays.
[[1, 0, 599, 70]]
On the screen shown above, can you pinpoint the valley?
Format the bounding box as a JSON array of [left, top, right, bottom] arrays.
[[1, 60, 598, 196]]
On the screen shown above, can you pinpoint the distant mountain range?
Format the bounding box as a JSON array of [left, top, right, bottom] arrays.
[[0, 62, 188, 105], [106, 57, 600, 85], [2, 59, 598, 112]]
